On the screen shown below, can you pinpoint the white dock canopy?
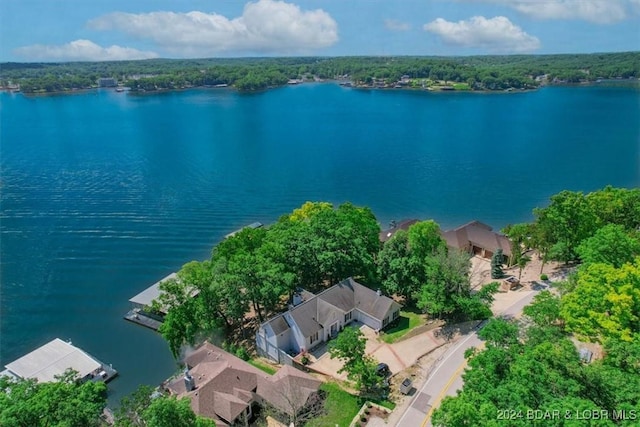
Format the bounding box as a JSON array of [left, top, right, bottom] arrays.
[[129, 272, 178, 311], [5, 338, 100, 383]]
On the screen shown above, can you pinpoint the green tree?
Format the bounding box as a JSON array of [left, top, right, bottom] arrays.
[[329, 327, 382, 392], [0, 369, 107, 427], [407, 220, 446, 260], [561, 259, 640, 342], [490, 249, 505, 279], [533, 190, 600, 263], [576, 224, 640, 268], [376, 230, 422, 302], [522, 290, 562, 328], [142, 395, 214, 427], [478, 318, 520, 348], [114, 384, 155, 427]]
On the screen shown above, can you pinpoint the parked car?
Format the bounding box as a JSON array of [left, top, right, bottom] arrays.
[[376, 363, 391, 377]]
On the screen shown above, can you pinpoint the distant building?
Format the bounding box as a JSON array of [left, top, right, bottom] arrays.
[[98, 77, 117, 88], [441, 220, 513, 263], [257, 277, 401, 363], [1, 338, 116, 383]]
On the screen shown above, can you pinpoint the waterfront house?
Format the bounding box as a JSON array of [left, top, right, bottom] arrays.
[[1, 338, 117, 383], [165, 342, 320, 426], [256, 278, 401, 363], [441, 220, 513, 264]]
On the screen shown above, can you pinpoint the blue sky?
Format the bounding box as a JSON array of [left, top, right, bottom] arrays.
[[2, 0, 639, 61]]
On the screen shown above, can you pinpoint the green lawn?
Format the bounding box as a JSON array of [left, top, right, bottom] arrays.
[[248, 358, 278, 375], [453, 83, 471, 90], [380, 310, 426, 343], [306, 382, 395, 427]]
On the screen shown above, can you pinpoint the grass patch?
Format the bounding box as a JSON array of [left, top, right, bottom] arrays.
[[306, 382, 361, 427], [248, 358, 277, 375], [380, 310, 426, 343], [453, 83, 471, 90], [306, 382, 395, 427]]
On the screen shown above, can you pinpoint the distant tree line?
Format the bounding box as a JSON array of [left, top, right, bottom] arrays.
[[2, 52, 638, 93]]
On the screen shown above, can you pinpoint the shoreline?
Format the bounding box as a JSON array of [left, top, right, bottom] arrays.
[[7, 77, 638, 97]]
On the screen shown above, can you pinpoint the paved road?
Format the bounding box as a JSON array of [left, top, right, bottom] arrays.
[[395, 290, 539, 427]]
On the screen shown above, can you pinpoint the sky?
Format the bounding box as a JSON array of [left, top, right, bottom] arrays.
[[1, 0, 639, 62]]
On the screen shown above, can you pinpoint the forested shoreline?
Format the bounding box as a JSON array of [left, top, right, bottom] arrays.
[[1, 52, 638, 94]]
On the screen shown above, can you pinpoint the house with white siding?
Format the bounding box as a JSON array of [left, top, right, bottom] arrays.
[[256, 278, 401, 362]]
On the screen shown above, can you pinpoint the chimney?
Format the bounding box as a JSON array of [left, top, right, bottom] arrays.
[[376, 289, 382, 297], [184, 369, 196, 392]]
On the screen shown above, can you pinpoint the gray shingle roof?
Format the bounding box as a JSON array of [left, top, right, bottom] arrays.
[[267, 315, 290, 335], [288, 298, 323, 337]]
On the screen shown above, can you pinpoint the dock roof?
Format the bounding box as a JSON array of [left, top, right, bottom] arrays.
[[129, 272, 178, 309], [5, 338, 100, 383]]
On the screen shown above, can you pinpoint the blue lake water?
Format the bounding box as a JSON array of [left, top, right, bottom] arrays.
[[1, 83, 638, 403]]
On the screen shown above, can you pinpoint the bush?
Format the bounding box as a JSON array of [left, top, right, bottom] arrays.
[[540, 274, 549, 281], [301, 355, 309, 365], [361, 416, 368, 422]]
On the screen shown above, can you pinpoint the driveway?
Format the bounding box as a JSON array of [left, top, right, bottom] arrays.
[[308, 321, 458, 381]]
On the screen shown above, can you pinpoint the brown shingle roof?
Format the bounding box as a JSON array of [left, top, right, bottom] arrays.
[[166, 343, 320, 424], [257, 365, 322, 416], [442, 220, 512, 257]]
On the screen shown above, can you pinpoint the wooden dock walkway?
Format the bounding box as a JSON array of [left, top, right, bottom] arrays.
[[124, 309, 162, 331]]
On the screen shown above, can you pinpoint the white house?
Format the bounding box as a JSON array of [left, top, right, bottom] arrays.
[[257, 278, 401, 362]]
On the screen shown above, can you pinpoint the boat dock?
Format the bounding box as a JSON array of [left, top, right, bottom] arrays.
[[1, 338, 117, 383], [224, 221, 263, 239], [124, 308, 163, 331], [125, 222, 263, 331]]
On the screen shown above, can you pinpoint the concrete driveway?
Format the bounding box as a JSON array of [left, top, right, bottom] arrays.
[[308, 321, 455, 381]]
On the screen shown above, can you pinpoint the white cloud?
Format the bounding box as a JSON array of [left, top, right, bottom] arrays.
[[14, 39, 159, 61], [87, 0, 338, 56], [468, 0, 631, 24], [385, 19, 411, 31], [424, 16, 541, 53]]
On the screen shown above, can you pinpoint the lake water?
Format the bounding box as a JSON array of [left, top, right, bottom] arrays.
[[1, 83, 638, 403]]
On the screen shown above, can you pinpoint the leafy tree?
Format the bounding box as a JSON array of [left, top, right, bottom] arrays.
[[477, 318, 520, 348], [490, 249, 505, 279], [522, 290, 562, 328], [502, 222, 534, 266], [576, 224, 640, 268], [114, 384, 155, 427], [561, 259, 640, 342], [142, 395, 216, 427], [376, 230, 422, 301], [0, 369, 107, 427], [516, 254, 531, 280], [533, 190, 600, 263], [329, 327, 382, 392], [407, 220, 446, 260], [417, 248, 472, 317], [585, 185, 640, 231]]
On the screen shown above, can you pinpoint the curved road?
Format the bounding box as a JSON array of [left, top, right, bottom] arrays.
[[395, 290, 539, 427]]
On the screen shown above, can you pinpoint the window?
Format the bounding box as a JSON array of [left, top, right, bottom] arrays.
[[310, 332, 318, 343], [344, 311, 352, 323], [393, 310, 400, 321], [382, 317, 389, 328]]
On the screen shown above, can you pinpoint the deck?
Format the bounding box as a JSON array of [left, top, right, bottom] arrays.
[[124, 308, 163, 331]]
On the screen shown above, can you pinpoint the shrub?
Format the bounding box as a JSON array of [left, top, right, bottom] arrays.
[[540, 274, 549, 281], [301, 355, 309, 365]]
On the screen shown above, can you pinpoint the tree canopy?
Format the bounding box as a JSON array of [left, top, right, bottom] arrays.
[[0, 370, 107, 427]]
